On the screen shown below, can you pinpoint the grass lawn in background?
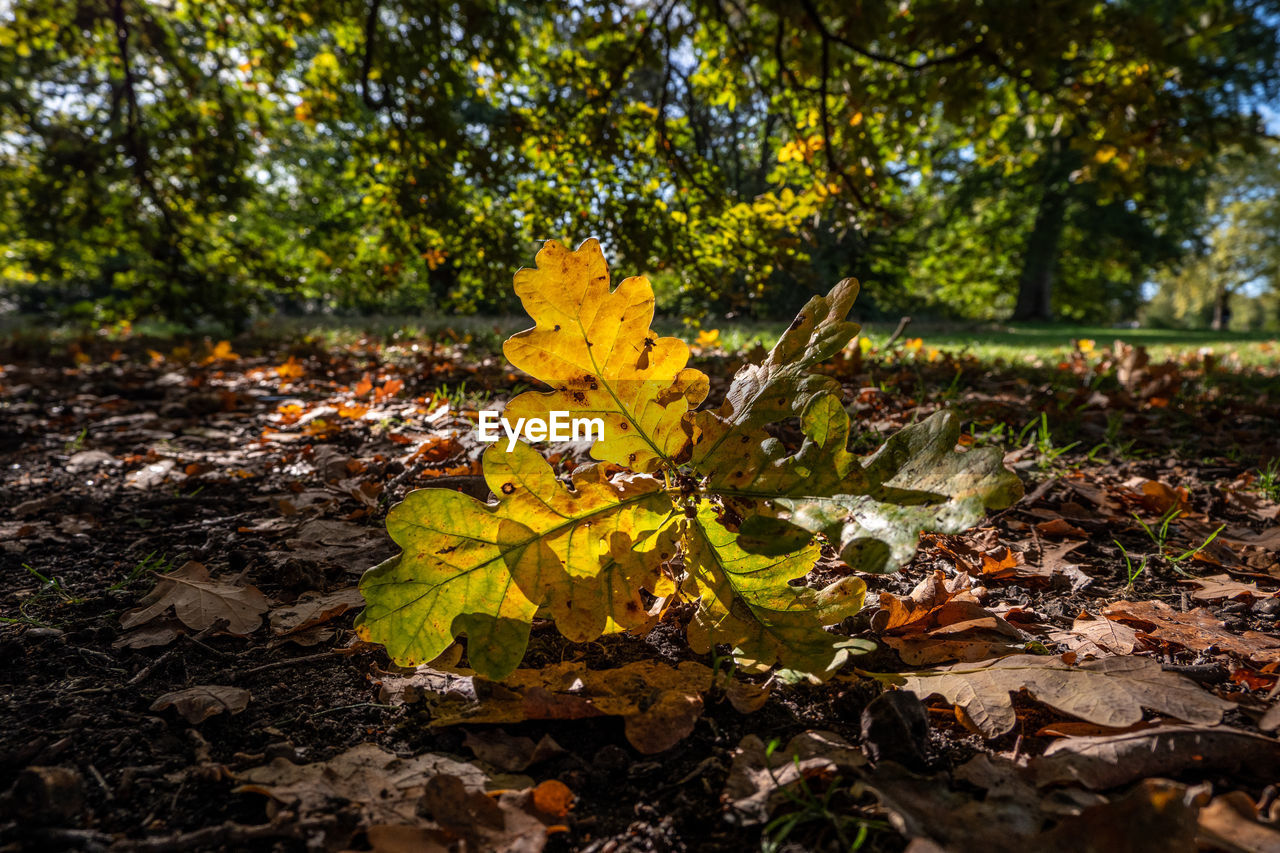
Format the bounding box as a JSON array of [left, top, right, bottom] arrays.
[[880, 323, 1280, 365], [263, 316, 1280, 363], [4, 314, 1277, 366]]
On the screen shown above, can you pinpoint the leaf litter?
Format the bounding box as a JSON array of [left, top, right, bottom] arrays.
[[2, 260, 1280, 849]]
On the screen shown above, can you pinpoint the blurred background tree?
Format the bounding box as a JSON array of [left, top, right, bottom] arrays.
[[1145, 143, 1280, 330], [2, 0, 1278, 329]]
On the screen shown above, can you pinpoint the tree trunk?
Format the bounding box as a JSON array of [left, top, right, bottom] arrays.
[[1211, 284, 1229, 331], [1012, 182, 1068, 322]]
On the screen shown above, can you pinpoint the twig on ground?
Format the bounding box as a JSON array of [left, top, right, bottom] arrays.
[[883, 315, 913, 348], [239, 651, 337, 676], [107, 815, 339, 852]]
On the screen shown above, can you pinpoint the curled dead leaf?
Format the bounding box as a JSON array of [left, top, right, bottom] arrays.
[[269, 587, 365, 635], [412, 660, 717, 753], [1032, 725, 1280, 790], [150, 685, 250, 724], [1198, 791, 1280, 853], [873, 570, 1029, 664], [1052, 611, 1138, 657], [463, 731, 564, 773], [1180, 574, 1272, 602], [236, 743, 490, 827]]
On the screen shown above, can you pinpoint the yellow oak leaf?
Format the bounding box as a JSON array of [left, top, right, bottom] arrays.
[[357, 442, 674, 679], [503, 239, 709, 472]]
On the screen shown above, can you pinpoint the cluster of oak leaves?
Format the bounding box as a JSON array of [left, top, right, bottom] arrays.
[[355, 238, 1023, 682]]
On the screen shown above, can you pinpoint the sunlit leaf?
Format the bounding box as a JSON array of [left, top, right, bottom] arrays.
[[360, 243, 1019, 683], [503, 239, 709, 472], [357, 442, 672, 679]]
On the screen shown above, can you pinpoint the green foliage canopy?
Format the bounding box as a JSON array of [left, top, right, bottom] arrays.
[[2, 0, 1278, 325]]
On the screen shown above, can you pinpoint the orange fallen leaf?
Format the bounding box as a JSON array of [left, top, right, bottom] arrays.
[[1036, 518, 1088, 538], [375, 378, 404, 402], [531, 780, 574, 818], [205, 340, 239, 364], [980, 545, 1025, 579], [1102, 599, 1280, 661], [275, 403, 305, 425], [276, 356, 305, 379]]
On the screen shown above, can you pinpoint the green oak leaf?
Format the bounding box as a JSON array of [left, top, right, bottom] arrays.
[[682, 503, 868, 676], [691, 277, 861, 487], [357, 441, 673, 679], [739, 408, 1024, 573]]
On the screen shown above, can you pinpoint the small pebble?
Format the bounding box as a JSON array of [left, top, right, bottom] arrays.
[[1253, 598, 1280, 620]]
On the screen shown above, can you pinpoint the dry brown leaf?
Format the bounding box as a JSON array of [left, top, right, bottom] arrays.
[[723, 731, 865, 825], [1035, 539, 1094, 592], [112, 619, 185, 649], [269, 625, 334, 648], [871, 570, 977, 633], [1039, 539, 1087, 572], [720, 676, 773, 713], [1261, 701, 1280, 733], [1035, 518, 1088, 539], [239, 744, 560, 853], [1035, 779, 1199, 852], [150, 685, 250, 724], [236, 743, 489, 826], [900, 654, 1232, 738], [1031, 725, 1280, 790], [873, 570, 1029, 664], [1180, 574, 1271, 602], [420, 775, 510, 839], [1198, 791, 1280, 853], [1054, 612, 1138, 657], [1034, 720, 1155, 738], [885, 636, 1027, 666], [1102, 599, 1280, 661], [120, 561, 269, 635], [979, 545, 1028, 579], [269, 587, 365, 635], [1063, 479, 1116, 512], [462, 731, 564, 773], [931, 532, 996, 571], [1224, 487, 1280, 523], [1128, 478, 1189, 515], [422, 660, 717, 754], [872, 761, 1199, 853], [1220, 524, 1280, 553], [367, 775, 567, 852], [291, 518, 378, 546], [932, 534, 1044, 581]]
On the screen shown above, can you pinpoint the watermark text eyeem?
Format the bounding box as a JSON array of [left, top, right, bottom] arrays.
[[477, 411, 605, 451]]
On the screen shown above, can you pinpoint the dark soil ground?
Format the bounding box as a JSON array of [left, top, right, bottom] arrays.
[[2, 330, 1279, 852]]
